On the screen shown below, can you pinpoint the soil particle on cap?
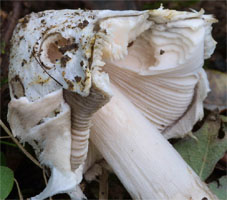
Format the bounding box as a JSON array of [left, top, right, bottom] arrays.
[[21, 59, 27, 67], [64, 78, 74, 90], [78, 20, 89, 29], [128, 41, 134, 47], [75, 76, 82, 83], [160, 49, 165, 55], [38, 12, 46, 18], [61, 55, 71, 68], [47, 43, 63, 63], [80, 60, 84, 67], [74, 11, 80, 16], [59, 43, 78, 54], [10, 75, 25, 99], [42, 25, 57, 36], [35, 75, 50, 85], [19, 15, 31, 29], [19, 36, 24, 41], [41, 19, 46, 24], [88, 15, 95, 20]]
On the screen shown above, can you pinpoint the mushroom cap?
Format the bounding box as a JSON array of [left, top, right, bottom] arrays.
[[9, 9, 148, 101]]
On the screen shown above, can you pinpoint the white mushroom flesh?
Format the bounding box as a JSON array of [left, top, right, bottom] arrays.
[[91, 84, 217, 200], [8, 8, 217, 199]]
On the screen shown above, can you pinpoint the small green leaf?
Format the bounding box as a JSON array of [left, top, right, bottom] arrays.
[[220, 115, 227, 125], [174, 114, 227, 180], [0, 152, 6, 166], [0, 78, 8, 88], [0, 166, 14, 199], [0, 41, 6, 55], [0, 140, 17, 148], [208, 176, 227, 200]]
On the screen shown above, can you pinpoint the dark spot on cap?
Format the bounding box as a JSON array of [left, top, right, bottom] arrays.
[[37, 119, 45, 125], [80, 60, 84, 67], [41, 19, 46, 24], [38, 12, 45, 18], [88, 15, 95, 20], [61, 55, 71, 68], [19, 36, 24, 41], [93, 23, 100, 32], [75, 76, 81, 83], [42, 25, 57, 36], [160, 49, 165, 55], [128, 41, 134, 48], [74, 12, 80, 16], [41, 33, 69, 64], [59, 43, 78, 54], [64, 78, 74, 90], [78, 20, 89, 29], [47, 43, 63, 63], [21, 59, 27, 67], [10, 75, 25, 99], [202, 198, 208, 200], [20, 15, 30, 29], [54, 109, 60, 116], [57, 37, 69, 46], [40, 33, 78, 68]]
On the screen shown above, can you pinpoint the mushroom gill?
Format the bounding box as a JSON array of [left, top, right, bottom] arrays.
[[98, 9, 216, 138]]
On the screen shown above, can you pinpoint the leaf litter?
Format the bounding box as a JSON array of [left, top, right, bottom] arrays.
[[174, 112, 227, 199]]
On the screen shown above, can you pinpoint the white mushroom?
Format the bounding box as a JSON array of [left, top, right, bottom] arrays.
[[8, 8, 217, 199]]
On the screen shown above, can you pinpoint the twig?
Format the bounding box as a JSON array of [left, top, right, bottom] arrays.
[[1, 1, 22, 76], [99, 168, 109, 200], [3, 1, 21, 45], [0, 119, 42, 169], [0, 120, 54, 199], [42, 168, 48, 185], [0, 140, 17, 147], [42, 168, 53, 200], [14, 178, 23, 200], [188, 131, 198, 142], [0, 136, 11, 139]]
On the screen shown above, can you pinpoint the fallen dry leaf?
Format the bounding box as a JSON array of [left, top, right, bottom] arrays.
[[204, 70, 227, 111]]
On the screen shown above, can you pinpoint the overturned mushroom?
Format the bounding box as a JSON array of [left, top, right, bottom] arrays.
[[8, 8, 217, 199]]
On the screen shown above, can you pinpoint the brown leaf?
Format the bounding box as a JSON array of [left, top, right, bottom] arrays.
[[204, 70, 227, 111]]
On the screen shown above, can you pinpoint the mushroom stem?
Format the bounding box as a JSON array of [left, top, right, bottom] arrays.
[[90, 85, 217, 200], [63, 86, 110, 171]]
